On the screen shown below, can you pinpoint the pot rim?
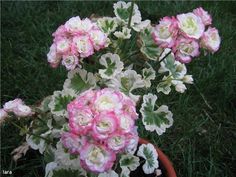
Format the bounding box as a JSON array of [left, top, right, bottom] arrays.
[[139, 138, 177, 177]]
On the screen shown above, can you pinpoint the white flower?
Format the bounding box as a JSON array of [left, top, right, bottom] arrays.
[[175, 82, 187, 93], [177, 12, 205, 39], [3, 98, 23, 112], [47, 44, 61, 68], [97, 17, 118, 34], [72, 35, 94, 58], [114, 27, 131, 39], [142, 66, 156, 88], [55, 38, 70, 54], [13, 104, 32, 117], [98, 170, 119, 177], [200, 27, 221, 53], [89, 29, 108, 50], [61, 55, 79, 70], [64, 16, 81, 33], [0, 109, 8, 124], [183, 75, 193, 84], [99, 53, 124, 79], [78, 18, 93, 33], [155, 169, 162, 176], [137, 143, 159, 174]]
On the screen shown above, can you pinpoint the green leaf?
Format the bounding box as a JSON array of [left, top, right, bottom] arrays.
[[140, 28, 163, 60], [104, 57, 117, 76], [143, 146, 155, 167], [120, 154, 140, 171], [140, 93, 173, 135], [116, 6, 133, 22], [163, 54, 180, 78], [137, 143, 159, 174], [53, 95, 74, 112], [44, 147, 55, 163], [64, 69, 96, 95], [70, 73, 90, 93]]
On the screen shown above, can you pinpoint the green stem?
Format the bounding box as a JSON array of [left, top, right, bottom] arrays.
[[194, 84, 213, 110], [128, 1, 135, 28], [158, 51, 172, 63], [10, 121, 53, 143]]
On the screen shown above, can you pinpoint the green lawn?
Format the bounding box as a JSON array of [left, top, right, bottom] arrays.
[[1, 1, 236, 177]]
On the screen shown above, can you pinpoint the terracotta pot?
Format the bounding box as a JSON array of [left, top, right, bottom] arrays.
[[139, 138, 177, 177]]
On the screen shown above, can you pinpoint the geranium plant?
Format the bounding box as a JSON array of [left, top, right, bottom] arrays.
[[0, 1, 221, 177]]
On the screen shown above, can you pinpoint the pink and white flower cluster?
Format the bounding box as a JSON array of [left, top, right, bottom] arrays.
[[2, 98, 33, 118], [47, 16, 108, 70], [152, 7, 221, 63], [61, 88, 138, 173]]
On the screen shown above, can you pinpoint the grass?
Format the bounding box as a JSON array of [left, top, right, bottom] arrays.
[[1, 1, 236, 177]]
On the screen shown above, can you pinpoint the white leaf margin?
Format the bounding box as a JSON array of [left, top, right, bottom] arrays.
[[63, 68, 96, 96], [48, 90, 74, 117], [98, 170, 119, 177], [137, 143, 159, 174], [114, 27, 131, 39], [113, 1, 141, 25], [106, 69, 145, 103], [97, 17, 118, 35], [140, 93, 174, 135], [142, 66, 156, 88], [119, 153, 140, 171], [99, 53, 124, 79]]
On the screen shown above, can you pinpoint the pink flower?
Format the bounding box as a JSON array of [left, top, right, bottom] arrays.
[[64, 16, 82, 34], [125, 128, 139, 154], [173, 36, 200, 63], [77, 18, 94, 34], [13, 104, 32, 117], [55, 38, 71, 54], [52, 25, 68, 39], [89, 29, 107, 51], [3, 99, 23, 112], [0, 109, 8, 124], [72, 35, 94, 58], [193, 7, 212, 26], [107, 133, 126, 152], [92, 112, 118, 140], [69, 89, 95, 108], [69, 106, 94, 135], [177, 12, 205, 39], [61, 132, 86, 154], [200, 27, 221, 53], [80, 143, 116, 173], [93, 88, 122, 113], [152, 16, 178, 48], [62, 55, 79, 70], [118, 113, 135, 133], [121, 98, 138, 119], [47, 44, 61, 68]]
